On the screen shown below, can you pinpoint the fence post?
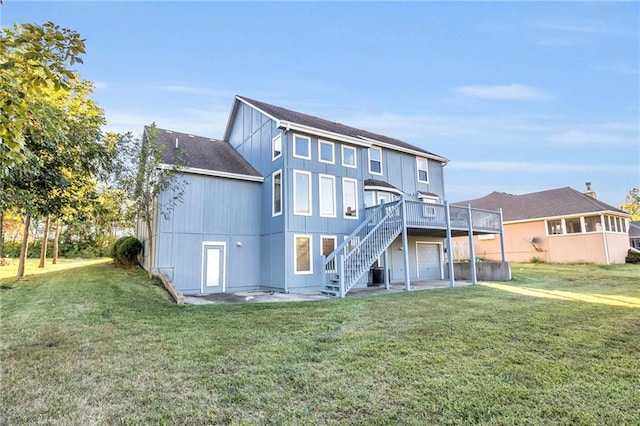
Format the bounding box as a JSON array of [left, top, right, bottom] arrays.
[[498, 208, 507, 263]]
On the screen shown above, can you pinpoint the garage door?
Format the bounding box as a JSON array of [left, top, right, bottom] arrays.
[[417, 243, 440, 280]]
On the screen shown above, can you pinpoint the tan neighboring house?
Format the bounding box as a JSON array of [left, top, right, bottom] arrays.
[[453, 186, 631, 264]]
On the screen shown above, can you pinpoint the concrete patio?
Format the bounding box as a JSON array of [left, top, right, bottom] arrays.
[[183, 280, 475, 305]]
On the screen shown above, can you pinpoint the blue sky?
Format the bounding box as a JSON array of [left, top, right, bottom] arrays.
[[3, 1, 639, 206]]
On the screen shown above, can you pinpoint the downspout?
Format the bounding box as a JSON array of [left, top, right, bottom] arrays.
[[445, 201, 455, 287], [601, 214, 610, 264], [283, 132, 289, 294]]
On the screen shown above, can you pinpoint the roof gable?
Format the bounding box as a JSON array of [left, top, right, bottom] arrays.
[[149, 127, 261, 179], [455, 187, 629, 222], [231, 95, 447, 162]]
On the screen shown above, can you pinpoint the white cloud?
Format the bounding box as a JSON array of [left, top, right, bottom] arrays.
[[547, 128, 634, 146], [449, 161, 637, 174], [455, 84, 550, 100], [103, 108, 229, 137]]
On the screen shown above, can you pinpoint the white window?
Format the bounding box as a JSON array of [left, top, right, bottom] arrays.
[[272, 134, 282, 160], [319, 174, 336, 218], [319, 140, 335, 164], [565, 217, 582, 234], [294, 234, 312, 274], [547, 219, 563, 235], [369, 147, 382, 175], [321, 236, 337, 272], [417, 157, 429, 183], [342, 145, 357, 168], [272, 170, 282, 216], [293, 134, 311, 159], [584, 216, 601, 232], [343, 178, 358, 219], [293, 170, 312, 216]]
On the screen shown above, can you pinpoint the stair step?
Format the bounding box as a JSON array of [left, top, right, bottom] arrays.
[[321, 290, 340, 297]]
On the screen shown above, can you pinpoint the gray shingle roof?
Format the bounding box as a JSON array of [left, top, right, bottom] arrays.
[[236, 96, 446, 160], [364, 179, 400, 191], [629, 221, 640, 238], [454, 187, 628, 222], [148, 127, 261, 178]]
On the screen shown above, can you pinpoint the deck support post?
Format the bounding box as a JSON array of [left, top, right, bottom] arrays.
[[445, 201, 455, 287], [401, 199, 411, 291], [468, 204, 477, 285], [498, 208, 507, 263], [383, 248, 390, 290]]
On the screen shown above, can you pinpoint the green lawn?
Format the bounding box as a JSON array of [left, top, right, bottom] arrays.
[[1, 260, 638, 425]]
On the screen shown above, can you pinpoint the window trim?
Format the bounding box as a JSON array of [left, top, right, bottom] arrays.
[[319, 174, 337, 218], [321, 235, 337, 273], [272, 134, 282, 161], [318, 140, 335, 164], [368, 146, 383, 175], [294, 234, 313, 275], [417, 157, 429, 183], [341, 145, 357, 168], [272, 169, 282, 217], [293, 133, 311, 160], [293, 170, 312, 216], [342, 177, 359, 220]]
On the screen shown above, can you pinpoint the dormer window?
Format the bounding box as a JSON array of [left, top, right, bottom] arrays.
[[368, 147, 382, 175], [417, 157, 429, 183]]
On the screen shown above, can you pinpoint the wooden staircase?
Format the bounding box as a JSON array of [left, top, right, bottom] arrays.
[[322, 199, 404, 297]]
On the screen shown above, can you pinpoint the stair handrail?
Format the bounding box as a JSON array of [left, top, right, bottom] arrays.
[[323, 201, 389, 270]]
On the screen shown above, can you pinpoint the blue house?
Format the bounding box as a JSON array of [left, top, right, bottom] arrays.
[[138, 96, 505, 297]]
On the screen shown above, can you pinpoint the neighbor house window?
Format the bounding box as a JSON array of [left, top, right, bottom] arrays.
[[343, 178, 358, 219], [272, 170, 282, 216], [294, 235, 312, 274], [417, 157, 429, 183], [321, 236, 337, 272], [293, 134, 311, 159], [319, 174, 336, 218], [368, 147, 382, 175], [584, 216, 601, 232], [272, 134, 282, 160], [342, 145, 357, 168], [319, 140, 335, 164], [565, 217, 582, 234], [293, 170, 312, 216], [547, 219, 563, 235]]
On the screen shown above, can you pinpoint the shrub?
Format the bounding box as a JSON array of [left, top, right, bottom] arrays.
[[115, 236, 142, 266], [625, 249, 640, 264], [111, 236, 130, 260]]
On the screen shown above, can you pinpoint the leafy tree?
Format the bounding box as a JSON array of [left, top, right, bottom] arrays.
[[620, 188, 640, 221], [115, 125, 186, 278], [1, 22, 86, 168], [8, 78, 107, 277]]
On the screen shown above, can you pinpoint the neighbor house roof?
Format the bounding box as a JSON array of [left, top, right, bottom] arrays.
[[454, 187, 629, 222], [148, 127, 262, 181], [229, 95, 448, 163], [629, 221, 640, 238]]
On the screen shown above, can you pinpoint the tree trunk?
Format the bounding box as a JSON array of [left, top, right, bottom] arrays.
[[38, 215, 50, 268], [0, 209, 4, 258], [52, 219, 60, 265], [17, 215, 31, 278], [145, 219, 153, 279]]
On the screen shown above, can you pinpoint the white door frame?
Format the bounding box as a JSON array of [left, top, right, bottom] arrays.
[[415, 241, 444, 280], [201, 241, 226, 293]]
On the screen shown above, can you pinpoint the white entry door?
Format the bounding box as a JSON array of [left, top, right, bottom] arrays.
[[416, 243, 441, 280], [202, 242, 225, 293]]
